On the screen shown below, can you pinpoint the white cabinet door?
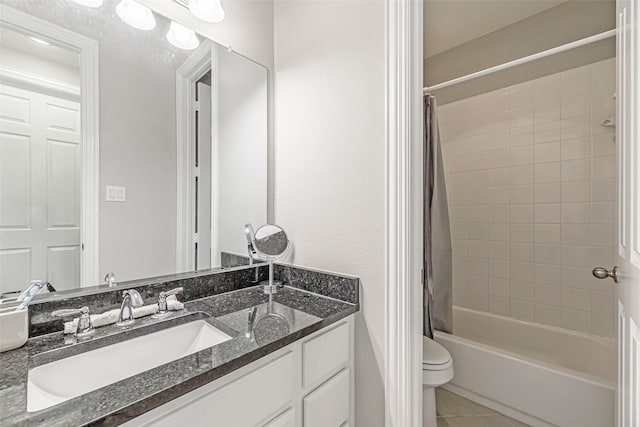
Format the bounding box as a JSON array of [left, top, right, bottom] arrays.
[[615, 0, 640, 425], [0, 84, 81, 294], [131, 352, 295, 427], [303, 322, 349, 388], [303, 369, 350, 427], [263, 408, 295, 427]]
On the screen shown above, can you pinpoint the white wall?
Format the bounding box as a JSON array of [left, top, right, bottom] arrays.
[[213, 44, 268, 260], [439, 58, 617, 337], [274, 1, 386, 425]]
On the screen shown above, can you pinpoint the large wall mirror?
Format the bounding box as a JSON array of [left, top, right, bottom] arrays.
[[0, 0, 267, 298]]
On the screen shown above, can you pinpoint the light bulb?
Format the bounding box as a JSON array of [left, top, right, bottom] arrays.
[[189, 0, 225, 23], [70, 0, 104, 7], [116, 0, 156, 31], [166, 21, 199, 50]]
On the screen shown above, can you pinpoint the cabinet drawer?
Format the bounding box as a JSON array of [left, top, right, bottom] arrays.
[[135, 352, 294, 426], [263, 407, 295, 427], [303, 369, 350, 427], [303, 322, 349, 388]]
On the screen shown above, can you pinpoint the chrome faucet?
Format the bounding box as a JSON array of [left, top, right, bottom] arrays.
[[152, 287, 183, 319], [116, 289, 144, 327], [15, 280, 52, 310], [104, 272, 117, 287], [52, 306, 94, 339]]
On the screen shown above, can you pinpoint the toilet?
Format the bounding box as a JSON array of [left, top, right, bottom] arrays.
[[423, 337, 454, 427]]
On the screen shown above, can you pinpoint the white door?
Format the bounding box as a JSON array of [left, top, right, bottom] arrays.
[[613, 1, 640, 425], [195, 81, 212, 270], [0, 84, 81, 294]]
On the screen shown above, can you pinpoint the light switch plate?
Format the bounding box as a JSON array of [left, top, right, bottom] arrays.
[[106, 186, 126, 202]]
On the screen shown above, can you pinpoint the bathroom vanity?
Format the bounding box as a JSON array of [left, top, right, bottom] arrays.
[[0, 264, 359, 426]]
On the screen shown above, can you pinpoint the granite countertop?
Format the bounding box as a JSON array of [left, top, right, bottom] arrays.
[[0, 286, 358, 427]]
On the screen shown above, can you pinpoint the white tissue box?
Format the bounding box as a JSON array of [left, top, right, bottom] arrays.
[[0, 307, 28, 353]]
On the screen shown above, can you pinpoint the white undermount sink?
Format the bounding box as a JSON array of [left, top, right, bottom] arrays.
[[27, 319, 232, 412]]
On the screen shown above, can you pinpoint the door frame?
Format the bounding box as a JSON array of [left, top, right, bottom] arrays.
[[384, 0, 424, 426], [0, 5, 100, 287], [175, 41, 213, 273]]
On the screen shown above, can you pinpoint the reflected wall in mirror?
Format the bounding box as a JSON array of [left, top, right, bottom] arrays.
[[0, 0, 267, 299]]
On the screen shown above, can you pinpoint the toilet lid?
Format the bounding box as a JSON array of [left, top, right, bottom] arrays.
[[423, 337, 451, 366]]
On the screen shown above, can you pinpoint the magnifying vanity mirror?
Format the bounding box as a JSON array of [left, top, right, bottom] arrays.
[[0, 0, 268, 302], [249, 224, 289, 295]]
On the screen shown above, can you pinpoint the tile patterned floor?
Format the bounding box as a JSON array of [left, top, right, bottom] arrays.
[[436, 388, 530, 427]]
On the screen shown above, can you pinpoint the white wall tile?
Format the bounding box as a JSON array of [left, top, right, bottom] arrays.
[[469, 275, 489, 294], [488, 241, 510, 260], [488, 223, 510, 241], [511, 280, 534, 301], [510, 126, 534, 146], [592, 202, 615, 224], [535, 182, 561, 203], [511, 146, 534, 165], [562, 224, 591, 245], [534, 244, 562, 266], [489, 258, 510, 279], [562, 265, 594, 289], [468, 205, 488, 222], [591, 290, 615, 314], [511, 242, 534, 262], [561, 137, 591, 160], [468, 291, 488, 311], [511, 261, 534, 281], [534, 120, 561, 144], [488, 206, 510, 223], [510, 184, 534, 204], [468, 223, 489, 240], [487, 167, 510, 187], [449, 206, 468, 223], [592, 133, 615, 157], [561, 158, 591, 181], [510, 204, 534, 223], [468, 257, 489, 277], [534, 263, 562, 285], [591, 224, 616, 247], [535, 303, 563, 327], [447, 172, 469, 189], [488, 186, 510, 204], [489, 277, 510, 297], [535, 142, 561, 163], [561, 116, 590, 140], [535, 203, 561, 223], [535, 162, 561, 183], [591, 179, 615, 201], [535, 283, 562, 306], [591, 155, 616, 179], [510, 224, 534, 242], [467, 240, 489, 258], [534, 224, 562, 243], [562, 287, 591, 311], [510, 165, 534, 185], [561, 181, 590, 202], [467, 188, 490, 205], [562, 202, 591, 224]]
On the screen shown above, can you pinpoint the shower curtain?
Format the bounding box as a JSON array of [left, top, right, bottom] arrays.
[[424, 95, 453, 338]]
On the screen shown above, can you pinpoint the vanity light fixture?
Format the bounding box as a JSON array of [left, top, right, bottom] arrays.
[[70, 0, 104, 7], [166, 21, 199, 50], [116, 0, 156, 31], [188, 0, 225, 23], [28, 36, 51, 46]]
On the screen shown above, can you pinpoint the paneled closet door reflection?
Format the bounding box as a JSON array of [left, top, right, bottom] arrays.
[[0, 83, 81, 295]]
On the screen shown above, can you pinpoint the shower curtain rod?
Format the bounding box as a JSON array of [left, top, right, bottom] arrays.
[[423, 29, 616, 94]]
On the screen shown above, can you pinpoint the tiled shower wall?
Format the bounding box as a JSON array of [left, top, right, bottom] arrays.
[[438, 58, 616, 337]]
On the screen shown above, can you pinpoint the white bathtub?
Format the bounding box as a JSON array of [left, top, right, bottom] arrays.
[[434, 306, 616, 427]]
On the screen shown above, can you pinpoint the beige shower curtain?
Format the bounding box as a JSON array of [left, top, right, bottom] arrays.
[[424, 94, 453, 338]]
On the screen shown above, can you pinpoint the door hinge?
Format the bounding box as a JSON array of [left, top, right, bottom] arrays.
[[193, 233, 199, 244], [193, 100, 200, 112], [194, 166, 200, 177]]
